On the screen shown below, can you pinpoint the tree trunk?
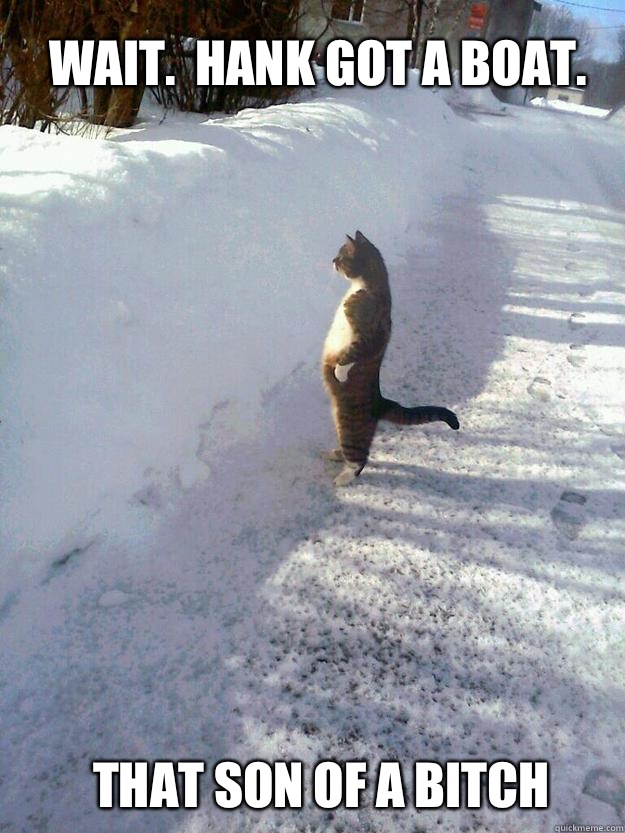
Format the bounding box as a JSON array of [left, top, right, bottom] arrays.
[[92, 86, 113, 124], [7, 42, 55, 128], [104, 83, 146, 128], [102, 1, 147, 127]]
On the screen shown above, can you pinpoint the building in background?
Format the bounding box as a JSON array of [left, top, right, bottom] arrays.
[[298, 0, 412, 53], [299, 0, 539, 101], [415, 0, 539, 101]]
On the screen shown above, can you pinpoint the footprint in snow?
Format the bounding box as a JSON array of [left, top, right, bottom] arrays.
[[583, 767, 625, 821], [611, 443, 625, 461], [569, 312, 586, 330], [567, 344, 587, 367], [98, 590, 132, 608], [527, 376, 552, 401], [551, 491, 587, 540], [132, 483, 162, 509]]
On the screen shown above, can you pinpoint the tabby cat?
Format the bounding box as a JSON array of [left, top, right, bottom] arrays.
[[322, 231, 459, 486]]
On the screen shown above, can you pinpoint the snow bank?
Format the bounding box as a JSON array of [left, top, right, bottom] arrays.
[[444, 71, 509, 114], [0, 78, 463, 586], [608, 103, 625, 125]]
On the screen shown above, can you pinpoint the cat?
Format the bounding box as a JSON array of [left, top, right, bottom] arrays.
[[322, 230, 459, 486]]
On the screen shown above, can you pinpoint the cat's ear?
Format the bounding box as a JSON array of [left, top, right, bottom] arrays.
[[346, 234, 355, 244], [355, 230, 367, 244]]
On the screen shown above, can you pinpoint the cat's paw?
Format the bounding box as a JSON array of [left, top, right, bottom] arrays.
[[334, 462, 363, 487], [321, 448, 344, 462], [334, 467, 357, 487], [334, 362, 355, 383]]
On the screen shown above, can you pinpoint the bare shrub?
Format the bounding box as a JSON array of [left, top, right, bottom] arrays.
[[0, 0, 300, 129]]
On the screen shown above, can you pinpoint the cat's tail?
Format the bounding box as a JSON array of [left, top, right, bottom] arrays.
[[376, 398, 460, 430]]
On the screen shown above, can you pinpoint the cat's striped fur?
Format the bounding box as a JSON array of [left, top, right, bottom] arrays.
[[322, 231, 459, 486]]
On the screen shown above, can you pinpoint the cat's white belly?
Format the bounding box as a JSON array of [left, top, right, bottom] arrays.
[[323, 279, 364, 356], [324, 304, 353, 355]]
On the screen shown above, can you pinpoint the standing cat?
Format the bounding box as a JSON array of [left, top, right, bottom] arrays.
[[322, 230, 459, 486]]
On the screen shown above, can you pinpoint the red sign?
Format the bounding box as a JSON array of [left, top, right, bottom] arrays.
[[468, 2, 489, 31]]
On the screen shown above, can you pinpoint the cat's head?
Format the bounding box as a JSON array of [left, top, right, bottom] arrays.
[[332, 230, 374, 280]]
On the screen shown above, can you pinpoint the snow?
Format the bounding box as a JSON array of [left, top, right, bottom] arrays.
[[530, 96, 611, 119], [1, 76, 625, 832], [444, 72, 509, 115], [609, 104, 625, 125]]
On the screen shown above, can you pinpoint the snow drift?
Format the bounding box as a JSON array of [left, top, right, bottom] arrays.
[[0, 82, 460, 583]]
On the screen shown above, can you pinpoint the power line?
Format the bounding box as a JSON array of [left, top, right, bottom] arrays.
[[553, 0, 625, 12]]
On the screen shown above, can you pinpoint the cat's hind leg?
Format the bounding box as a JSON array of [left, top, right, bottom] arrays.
[[333, 410, 375, 486], [320, 448, 344, 462]]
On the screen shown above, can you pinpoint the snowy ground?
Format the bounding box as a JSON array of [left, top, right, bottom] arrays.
[[1, 77, 625, 832]]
